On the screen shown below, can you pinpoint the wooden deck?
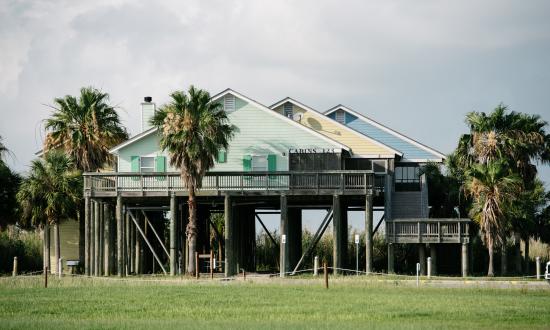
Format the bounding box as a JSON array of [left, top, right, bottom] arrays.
[[84, 171, 385, 197], [386, 218, 470, 244]]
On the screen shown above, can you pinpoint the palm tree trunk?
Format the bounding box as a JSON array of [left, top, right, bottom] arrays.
[[44, 222, 51, 272], [487, 242, 495, 277], [218, 239, 223, 265], [500, 237, 507, 276], [514, 232, 522, 274], [54, 222, 60, 274], [186, 186, 197, 275]]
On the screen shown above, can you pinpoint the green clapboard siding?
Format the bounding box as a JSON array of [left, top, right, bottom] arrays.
[[243, 155, 252, 171], [218, 150, 227, 163], [155, 156, 166, 172], [115, 93, 344, 172], [267, 154, 276, 171], [131, 156, 140, 172]]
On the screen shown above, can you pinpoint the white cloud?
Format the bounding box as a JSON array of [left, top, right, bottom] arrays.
[[0, 0, 548, 183]]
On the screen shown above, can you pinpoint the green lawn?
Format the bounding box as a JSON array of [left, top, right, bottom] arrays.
[[0, 276, 549, 329]]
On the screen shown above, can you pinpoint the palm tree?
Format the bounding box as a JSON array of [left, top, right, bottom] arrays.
[[151, 86, 234, 274], [450, 105, 549, 274], [44, 87, 128, 172], [17, 151, 82, 274], [44, 87, 128, 266], [464, 161, 521, 276]]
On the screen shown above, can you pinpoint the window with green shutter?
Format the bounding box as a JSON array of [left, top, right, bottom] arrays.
[[131, 156, 140, 172], [155, 156, 166, 172], [267, 154, 276, 172], [131, 156, 140, 181], [217, 150, 227, 163], [155, 156, 166, 181], [243, 155, 252, 171]]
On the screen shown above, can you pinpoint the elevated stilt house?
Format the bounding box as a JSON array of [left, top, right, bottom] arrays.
[[82, 89, 470, 277]]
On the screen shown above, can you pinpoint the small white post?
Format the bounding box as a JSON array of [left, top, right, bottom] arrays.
[[12, 257, 18, 277], [280, 235, 286, 278], [416, 262, 420, 287], [314, 256, 319, 276], [536, 257, 541, 280], [355, 234, 359, 275], [58, 257, 63, 278], [427, 257, 432, 279]]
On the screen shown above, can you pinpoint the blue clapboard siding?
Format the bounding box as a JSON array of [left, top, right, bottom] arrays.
[[328, 110, 440, 160]]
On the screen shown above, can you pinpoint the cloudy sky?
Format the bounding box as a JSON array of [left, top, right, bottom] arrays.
[[1, 0, 549, 183]]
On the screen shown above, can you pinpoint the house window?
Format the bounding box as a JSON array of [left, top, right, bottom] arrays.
[[395, 165, 421, 191], [224, 94, 235, 113], [335, 110, 345, 124], [372, 160, 387, 173], [252, 155, 268, 171], [140, 157, 155, 172], [284, 102, 293, 118]]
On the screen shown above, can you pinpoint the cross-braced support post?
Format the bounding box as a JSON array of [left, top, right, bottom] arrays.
[[116, 195, 124, 277], [84, 196, 90, 276], [170, 193, 177, 276], [280, 194, 289, 277], [224, 194, 235, 277], [94, 200, 100, 276], [365, 192, 373, 274]]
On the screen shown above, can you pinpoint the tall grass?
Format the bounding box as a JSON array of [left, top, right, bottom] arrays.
[[0, 226, 42, 274]]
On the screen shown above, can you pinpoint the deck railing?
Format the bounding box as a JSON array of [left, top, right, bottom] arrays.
[[83, 171, 382, 196], [386, 218, 470, 244]]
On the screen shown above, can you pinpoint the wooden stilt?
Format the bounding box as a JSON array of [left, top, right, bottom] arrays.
[[419, 244, 426, 276], [104, 203, 111, 276], [94, 200, 100, 277], [224, 194, 235, 277], [365, 192, 373, 274], [280, 194, 289, 277], [116, 195, 124, 277], [125, 209, 130, 276], [170, 193, 177, 276], [90, 201, 95, 276], [332, 194, 342, 275], [98, 202, 104, 276], [135, 211, 141, 275], [84, 196, 90, 276]]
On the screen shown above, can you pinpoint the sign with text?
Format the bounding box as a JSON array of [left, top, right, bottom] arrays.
[[355, 234, 360, 244], [288, 148, 338, 154], [281, 234, 286, 244]]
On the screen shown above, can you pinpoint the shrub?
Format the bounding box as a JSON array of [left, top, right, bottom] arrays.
[[0, 226, 42, 274]]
